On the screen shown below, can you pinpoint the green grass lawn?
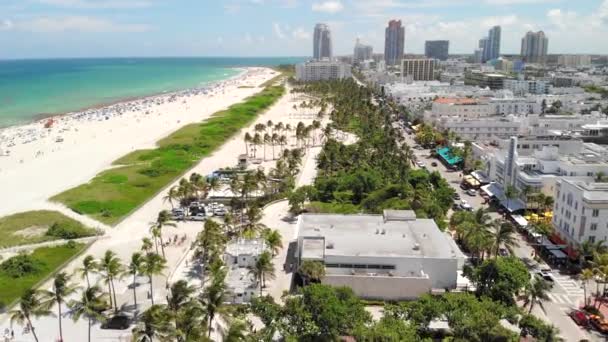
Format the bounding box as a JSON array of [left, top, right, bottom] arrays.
[[52, 84, 285, 225], [0, 243, 86, 309], [0, 210, 97, 249]]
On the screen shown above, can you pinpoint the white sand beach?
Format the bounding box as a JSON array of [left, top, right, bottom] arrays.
[[0, 67, 278, 218]]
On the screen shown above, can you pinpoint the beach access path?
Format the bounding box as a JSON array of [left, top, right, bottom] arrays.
[[0, 68, 276, 220]]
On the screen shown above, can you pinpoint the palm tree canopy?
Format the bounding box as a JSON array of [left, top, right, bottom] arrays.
[[68, 285, 108, 323], [10, 289, 53, 326]]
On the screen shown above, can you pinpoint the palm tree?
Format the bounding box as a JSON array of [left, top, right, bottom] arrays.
[[162, 186, 179, 209], [252, 133, 262, 159], [263, 133, 271, 161], [542, 195, 555, 212], [126, 252, 144, 311], [200, 274, 228, 338], [152, 210, 177, 258], [41, 272, 79, 342], [141, 237, 154, 253], [132, 304, 176, 342], [581, 268, 594, 307], [298, 260, 326, 286], [76, 255, 98, 289], [523, 278, 551, 314], [141, 252, 167, 305], [221, 319, 249, 342], [271, 133, 279, 160], [263, 229, 282, 256], [249, 251, 275, 296], [167, 280, 197, 331], [195, 219, 226, 285], [504, 185, 519, 215], [9, 289, 51, 342], [242, 206, 267, 238], [99, 250, 124, 313], [68, 286, 108, 342], [244, 132, 253, 157], [492, 220, 519, 257], [311, 120, 322, 146]]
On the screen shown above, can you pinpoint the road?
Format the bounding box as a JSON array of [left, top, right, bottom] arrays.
[[398, 124, 598, 341]]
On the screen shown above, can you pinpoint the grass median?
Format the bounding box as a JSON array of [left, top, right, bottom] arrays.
[[0, 243, 86, 309], [0, 210, 97, 249], [52, 84, 285, 225]]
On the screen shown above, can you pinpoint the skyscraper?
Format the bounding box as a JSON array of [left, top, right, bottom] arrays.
[[521, 31, 548, 64], [424, 40, 449, 61], [353, 38, 373, 63], [313, 23, 332, 60], [384, 20, 405, 66], [480, 26, 501, 63]]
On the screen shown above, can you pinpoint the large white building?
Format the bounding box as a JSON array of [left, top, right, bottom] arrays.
[[401, 59, 437, 82], [553, 179, 608, 252], [557, 55, 592, 68], [295, 211, 466, 300], [503, 79, 550, 96], [295, 61, 352, 82], [429, 96, 540, 119], [483, 137, 608, 212]]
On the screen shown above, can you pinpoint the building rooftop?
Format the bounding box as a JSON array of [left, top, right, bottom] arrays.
[[434, 97, 481, 105], [298, 211, 463, 260], [225, 238, 266, 257], [561, 179, 608, 202], [226, 266, 257, 293]]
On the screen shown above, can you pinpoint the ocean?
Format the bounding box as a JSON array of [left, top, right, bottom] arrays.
[[0, 57, 305, 128]]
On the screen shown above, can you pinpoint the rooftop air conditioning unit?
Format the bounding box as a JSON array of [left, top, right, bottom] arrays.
[[326, 242, 334, 249], [413, 243, 420, 250], [381, 229, 386, 235]]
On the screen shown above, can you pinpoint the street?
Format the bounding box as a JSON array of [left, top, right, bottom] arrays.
[[398, 125, 598, 341]]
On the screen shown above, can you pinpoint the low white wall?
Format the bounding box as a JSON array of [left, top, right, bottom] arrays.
[[323, 274, 432, 300]]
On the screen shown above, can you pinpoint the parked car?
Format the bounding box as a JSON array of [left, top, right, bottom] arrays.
[[101, 314, 131, 330], [466, 189, 478, 196], [431, 161, 438, 167], [589, 314, 608, 334], [460, 183, 468, 190], [171, 208, 185, 221], [460, 200, 473, 211], [190, 213, 206, 221], [214, 208, 227, 216], [569, 310, 589, 327], [453, 193, 461, 200], [452, 203, 462, 211], [416, 161, 425, 168]]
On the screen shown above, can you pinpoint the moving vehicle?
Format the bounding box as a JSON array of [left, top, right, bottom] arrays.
[[101, 314, 131, 330], [466, 189, 478, 196], [569, 310, 589, 327]]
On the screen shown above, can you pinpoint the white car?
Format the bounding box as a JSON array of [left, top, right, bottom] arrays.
[[416, 161, 426, 168], [466, 189, 478, 196], [460, 200, 473, 211]]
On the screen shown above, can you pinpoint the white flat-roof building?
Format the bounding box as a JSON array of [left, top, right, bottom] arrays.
[[484, 137, 608, 212], [295, 61, 352, 82], [224, 239, 266, 304], [295, 211, 466, 300], [503, 79, 550, 96], [553, 179, 608, 250]]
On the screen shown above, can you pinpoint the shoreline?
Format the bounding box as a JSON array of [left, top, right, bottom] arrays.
[[0, 67, 278, 218], [0, 67, 248, 131]]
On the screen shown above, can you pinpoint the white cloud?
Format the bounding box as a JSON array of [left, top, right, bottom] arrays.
[[1, 19, 13, 30], [35, 0, 154, 8], [9, 16, 151, 33], [273, 22, 286, 39], [312, 1, 344, 13], [292, 27, 311, 40], [483, 0, 557, 4]]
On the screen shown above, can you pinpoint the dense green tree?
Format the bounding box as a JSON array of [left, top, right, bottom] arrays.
[[132, 304, 176, 342], [473, 257, 530, 305]]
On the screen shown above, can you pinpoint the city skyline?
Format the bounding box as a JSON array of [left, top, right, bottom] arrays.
[[0, 0, 607, 59]]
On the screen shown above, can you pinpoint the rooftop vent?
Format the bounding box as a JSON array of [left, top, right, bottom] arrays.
[[381, 229, 386, 235], [413, 243, 420, 250], [375, 229, 379, 234], [326, 242, 335, 249]]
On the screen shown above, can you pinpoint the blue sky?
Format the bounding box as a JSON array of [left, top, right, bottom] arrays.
[[0, 0, 607, 59]]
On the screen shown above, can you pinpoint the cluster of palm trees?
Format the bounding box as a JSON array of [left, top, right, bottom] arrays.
[[163, 173, 221, 209], [451, 208, 519, 262], [519, 185, 555, 212], [9, 245, 167, 342], [579, 242, 608, 311], [243, 119, 323, 161]]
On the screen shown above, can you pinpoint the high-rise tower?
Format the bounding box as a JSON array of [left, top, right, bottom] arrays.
[[384, 20, 405, 66], [521, 31, 548, 64], [313, 23, 332, 60]]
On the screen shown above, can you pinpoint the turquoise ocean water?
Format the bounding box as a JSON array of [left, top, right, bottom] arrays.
[[0, 57, 304, 128]]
